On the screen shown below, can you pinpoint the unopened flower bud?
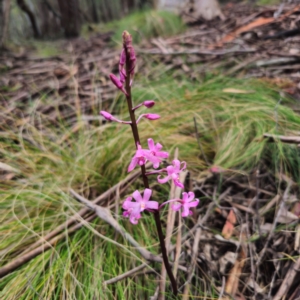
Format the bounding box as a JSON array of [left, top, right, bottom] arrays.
[[109, 73, 128, 96], [110, 74, 123, 90], [100, 111, 114, 121], [144, 113, 160, 120], [143, 100, 155, 108], [119, 49, 126, 69]]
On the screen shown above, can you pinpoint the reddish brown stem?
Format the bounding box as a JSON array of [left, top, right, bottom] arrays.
[[123, 38, 178, 296]]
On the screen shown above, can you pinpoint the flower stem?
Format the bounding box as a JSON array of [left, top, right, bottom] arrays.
[[124, 42, 178, 296]]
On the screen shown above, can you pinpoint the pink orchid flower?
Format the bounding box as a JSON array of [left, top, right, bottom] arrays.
[[128, 143, 161, 172], [157, 159, 186, 188], [171, 192, 199, 217], [128, 144, 148, 172], [122, 189, 159, 224], [147, 138, 169, 169]]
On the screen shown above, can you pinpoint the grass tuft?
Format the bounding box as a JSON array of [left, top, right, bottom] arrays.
[[108, 10, 186, 46]]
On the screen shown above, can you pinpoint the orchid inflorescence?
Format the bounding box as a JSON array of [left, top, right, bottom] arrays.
[[100, 31, 199, 225], [101, 30, 198, 295]]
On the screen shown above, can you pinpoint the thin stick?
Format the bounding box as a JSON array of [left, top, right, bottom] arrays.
[[218, 276, 226, 300], [254, 168, 261, 238], [193, 117, 209, 166], [104, 263, 149, 285], [158, 149, 179, 300], [173, 173, 187, 279], [263, 133, 300, 144], [255, 180, 292, 268], [273, 256, 300, 300], [182, 215, 202, 300]]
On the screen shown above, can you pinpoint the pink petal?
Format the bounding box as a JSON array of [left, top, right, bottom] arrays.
[[132, 190, 143, 202], [143, 188, 152, 202], [153, 161, 160, 169], [182, 205, 190, 217], [174, 178, 184, 188], [166, 165, 175, 176], [187, 200, 199, 208], [157, 151, 169, 158], [157, 174, 171, 184], [155, 143, 163, 151], [187, 192, 195, 202], [122, 197, 132, 209], [172, 203, 182, 211], [147, 138, 155, 151], [130, 214, 139, 224], [145, 201, 159, 210], [138, 158, 146, 166], [123, 211, 129, 217], [172, 160, 181, 171], [130, 207, 142, 224], [182, 192, 188, 202], [128, 157, 138, 172]]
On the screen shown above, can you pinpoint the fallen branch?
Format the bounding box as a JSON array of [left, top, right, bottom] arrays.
[[138, 48, 256, 56], [104, 262, 149, 285], [263, 133, 300, 144]]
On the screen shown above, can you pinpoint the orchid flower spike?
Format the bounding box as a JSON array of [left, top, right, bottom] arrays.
[[171, 192, 199, 217], [122, 31, 136, 85], [122, 189, 159, 224], [157, 159, 186, 188], [100, 111, 131, 124], [147, 138, 169, 169]]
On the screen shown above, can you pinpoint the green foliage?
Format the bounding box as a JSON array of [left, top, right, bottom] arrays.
[[108, 10, 186, 45], [257, 0, 280, 5], [1, 74, 300, 299]]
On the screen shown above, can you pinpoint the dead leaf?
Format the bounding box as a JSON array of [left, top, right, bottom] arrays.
[[224, 244, 247, 298], [223, 88, 255, 94], [222, 210, 236, 239], [292, 202, 300, 217], [277, 207, 298, 224], [0, 162, 20, 173]]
